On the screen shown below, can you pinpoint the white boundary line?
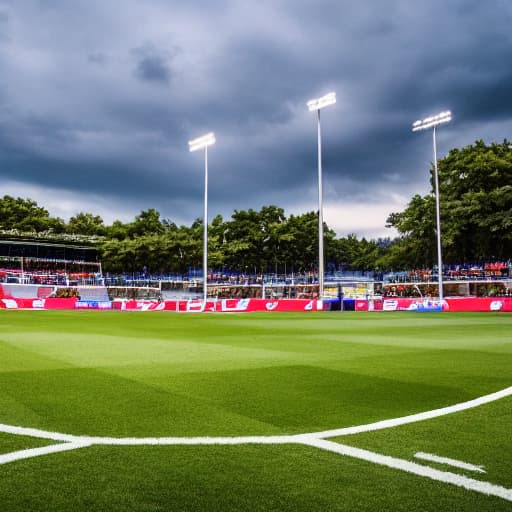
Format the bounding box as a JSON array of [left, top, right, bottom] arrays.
[[306, 385, 512, 438], [0, 386, 511, 501], [414, 452, 486, 473], [304, 439, 512, 502], [1, 386, 510, 445], [0, 441, 91, 465]]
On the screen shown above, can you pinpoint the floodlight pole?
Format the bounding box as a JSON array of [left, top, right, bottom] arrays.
[[432, 125, 443, 302], [412, 111, 451, 304], [316, 108, 325, 302], [188, 132, 216, 305], [308, 92, 336, 302], [203, 144, 209, 304]]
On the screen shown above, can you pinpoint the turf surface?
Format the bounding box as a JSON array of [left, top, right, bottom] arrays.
[[0, 310, 511, 510], [1, 311, 510, 437], [336, 396, 512, 489], [1, 444, 510, 512]]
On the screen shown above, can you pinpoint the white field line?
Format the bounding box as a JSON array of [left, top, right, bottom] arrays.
[[0, 441, 91, 465], [305, 385, 512, 439], [0, 424, 77, 443], [414, 452, 486, 473], [304, 439, 512, 502], [0, 386, 511, 501], [73, 435, 302, 446], [1, 385, 510, 445]]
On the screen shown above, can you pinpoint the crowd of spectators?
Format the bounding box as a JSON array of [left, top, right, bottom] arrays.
[[0, 268, 101, 286], [386, 261, 511, 283], [2, 260, 511, 289]]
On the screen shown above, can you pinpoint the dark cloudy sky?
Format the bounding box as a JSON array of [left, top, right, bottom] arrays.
[[0, 0, 511, 238]]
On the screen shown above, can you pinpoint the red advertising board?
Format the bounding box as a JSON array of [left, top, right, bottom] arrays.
[[111, 298, 323, 313], [379, 297, 512, 312], [2, 296, 511, 313], [0, 298, 77, 310], [445, 297, 512, 312]]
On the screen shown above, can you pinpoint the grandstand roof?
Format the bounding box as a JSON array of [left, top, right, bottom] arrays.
[[0, 239, 98, 262]]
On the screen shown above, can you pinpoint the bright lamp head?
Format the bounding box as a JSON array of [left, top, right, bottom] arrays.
[[188, 132, 216, 152], [412, 111, 452, 132], [307, 92, 336, 111]]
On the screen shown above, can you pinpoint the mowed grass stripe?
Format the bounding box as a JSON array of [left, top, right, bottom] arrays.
[[0, 311, 510, 438], [335, 396, 512, 489], [0, 367, 285, 437], [0, 332, 297, 370], [0, 444, 510, 512]]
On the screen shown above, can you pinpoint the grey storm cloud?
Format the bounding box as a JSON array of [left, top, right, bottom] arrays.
[[131, 43, 179, 85], [0, 0, 511, 236]]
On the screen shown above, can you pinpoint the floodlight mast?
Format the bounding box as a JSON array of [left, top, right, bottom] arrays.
[[188, 132, 216, 305], [307, 92, 336, 303], [412, 111, 452, 304]]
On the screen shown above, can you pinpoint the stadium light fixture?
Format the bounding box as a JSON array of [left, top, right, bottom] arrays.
[[412, 111, 452, 132], [188, 132, 216, 304], [188, 132, 216, 152], [411, 110, 452, 303], [307, 92, 336, 112], [307, 92, 336, 302]]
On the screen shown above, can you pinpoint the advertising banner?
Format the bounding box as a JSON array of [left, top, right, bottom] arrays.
[[2, 296, 511, 313], [112, 300, 169, 311], [0, 298, 77, 309], [111, 298, 323, 313], [379, 297, 512, 312], [444, 297, 512, 312], [75, 300, 112, 310]]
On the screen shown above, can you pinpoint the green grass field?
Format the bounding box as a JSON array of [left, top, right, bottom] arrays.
[[0, 310, 511, 510]]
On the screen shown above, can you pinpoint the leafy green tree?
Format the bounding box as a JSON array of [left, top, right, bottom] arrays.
[[208, 214, 227, 270], [67, 212, 106, 236], [0, 195, 55, 232], [385, 140, 512, 267], [283, 212, 318, 272], [106, 220, 130, 241], [333, 234, 382, 271], [129, 208, 165, 237], [439, 140, 512, 260], [223, 208, 263, 272], [99, 238, 128, 273], [259, 206, 288, 273], [385, 194, 436, 268]]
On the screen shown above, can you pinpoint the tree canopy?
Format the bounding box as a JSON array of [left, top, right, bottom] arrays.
[[1, 139, 510, 273], [385, 139, 512, 268]]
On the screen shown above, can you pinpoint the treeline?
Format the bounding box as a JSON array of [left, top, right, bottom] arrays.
[[385, 139, 512, 266], [0, 198, 389, 273], [1, 139, 510, 273], [102, 208, 394, 274]]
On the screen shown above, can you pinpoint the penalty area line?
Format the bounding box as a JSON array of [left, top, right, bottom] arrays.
[[0, 441, 91, 466], [304, 438, 512, 503], [414, 452, 486, 473]]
